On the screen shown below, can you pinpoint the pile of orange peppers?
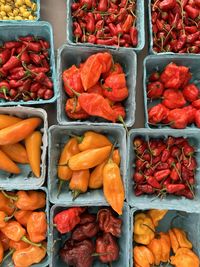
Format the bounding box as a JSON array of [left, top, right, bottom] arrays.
[[0, 190, 47, 266], [0, 114, 43, 177], [133, 209, 200, 267], [57, 130, 125, 215]]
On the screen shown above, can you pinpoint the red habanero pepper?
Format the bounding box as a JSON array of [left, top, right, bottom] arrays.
[[23, 41, 42, 52], [167, 108, 189, 129], [102, 63, 123, 80], [159, 0, 176, 10], [160, 63, 181, 89], [96, 52, 112, 73], [73, 22, 82, 42], [149, 71, 160, 82], [154, 169, 171, 182], [185, 4, 199, 18], [182, 105, 196, 124], [112, 104, 126, 120], [130, 26, 138, 46], [78, 93, 117, 122], [162, 89, 186, 109], [97, 0, 108, 11], [0, 49, 11, 65], [148, 103, 169, 124], [122, 14, 134, 33], [53, 207, 85, 234], [195, 109, 200, 128], [147, 81, 164, 99], [147, 176, 162, 189], [65, 97, 89, 120], [192, 99, 200, 109], [4, 41, 21, 49], [183, 84, 199, 102], [87, 83, 103, 95], [166, 184, 185, 194]]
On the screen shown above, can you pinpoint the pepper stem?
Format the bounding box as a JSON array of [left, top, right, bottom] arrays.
[[21, 236, 42, 247], [92, 252, 112, 257], [142, 223, 155, 234], [65, 80, 80, 96], [72, 190, 81, 201], [118, 115, 128, 135], [69, 134, 84, 143], [57, 180, 64, 198], [4, 208, 17, 222], [1, 248, 15, 264], [1, 190, 18, 201]]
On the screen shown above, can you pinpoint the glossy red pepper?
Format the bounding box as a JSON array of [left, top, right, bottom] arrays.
[[97, 0, 108, 11], [130, 26, 138, 46], [167, 109, 189, 129], [166, 184, 185, 194], [162, 89, 186, 109], [147, 176, 162, 189], [136, 184, 154, 194], [159, 0, 176, 10], [23, 41, 42, 52], [154, 169, 171, 182], [0, 49, 11, 65], [185, 4, 199, 18], [147, 81, 164, 99], [85, 13, 95, 33], [73, 22, 83, 42], [30, 53, 42, 65], [122, 14, 134, 33]]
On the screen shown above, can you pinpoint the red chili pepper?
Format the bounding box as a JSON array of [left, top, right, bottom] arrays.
[[185, 4, 199, 18], [122, 14, 134, 33], [154, 169, 171, 182], [42, 76, 53, 89], [9, 80, 23, 88], [0, 80, 10, 94], [167, 108, 189, 129], [147, 176, 162, 189], [19, 36, 35, 42], [137, 184, 154, 194], [183, 83, 199, 102], [166, 184, 185, 194], [130, 26, 138, 46], [4, 41, 21, 49], [23, 41, 42, 52], [73, 22, 83, 42], [29, 66, 49, 73], [21, 51, 30, 64], [161, 149, 170, 162], [44, 89, 54, 100], [162, 89, 186, 109], [96, 38, 117, 45], [30, 82, 41, 92], [9, 70, 28, 80], [95, 20, 104, 31], [159, 0, 176, 10], [2, 56, 21, 71], [85, 13, 95, 33], [87, 35, 96, 44], [149, 71, 160, 82], [0, 67, 7, 77], [87, 83, 103, 95], [185, 25, 198, 33], [30, 53, 42, 65], [97, 0, 108, 11], [53, 208, 85, 234], [148, 103, 169, 124], [176, 35, 187, 51], [0, 49, 11, 65], [133, 172, 145, 184], [80, 0, 93, 9], [108, 23, 117, 36], [65, 97, 89, 120]]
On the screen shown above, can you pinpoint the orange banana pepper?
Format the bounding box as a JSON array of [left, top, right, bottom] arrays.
[[1, 143, 29, 164], [15, 191, 46, 211], [68, 146, 111, 170], [80, 54, 102, 90], [0, 117, 42, 145], [89, 161, 106, 189], [9, 240, 29, 251], [0, 149, 20, 174], [0, 232, 9, 251], [57, 138, 80, 196], [14, 210, 32, 227], [103, 158, 125, 215], [69, 170, 90, 200], [27, 212, 47, 243], [25, 131, 42, 178], [112, 149, 121, 165], [78, 131, 112, 151], [0, 114, 22, 130], [12, 244, 46, 267], [169, 228, 179, 253]]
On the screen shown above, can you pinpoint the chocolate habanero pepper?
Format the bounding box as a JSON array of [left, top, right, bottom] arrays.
[[68, 146, 111, 170], [69, 170, 90, 200], [53, 207, 85, 234], [134, 246, 155, 267], [57, 137, 80, 196], [97, 208, 122, 237], [103, 156, 125, 215], [12, 244, 47, 267], [60, 239, 94, 267], [27, 211, 47, 243], [96, 233, 119, 264], [71, 221, 99, 241], [77, 131, 112, 151], [65, 97, 89, 120], [15, 190, 46, 211]]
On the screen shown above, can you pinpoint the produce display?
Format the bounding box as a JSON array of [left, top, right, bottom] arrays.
[[0, 114, 42, 177], [62, 52, 129, 125], [54, 207, 122, 266], [147, 62, 200, 128], [57, 131, 124, 215], [0, 0, 38, 20], [133, 209, 200, 267], [0, 36, 53, 102], [133, 136, 196, 199], [0, 189, 47, 266], [71, 0, 138, 47], [151, 0, 200, 53]]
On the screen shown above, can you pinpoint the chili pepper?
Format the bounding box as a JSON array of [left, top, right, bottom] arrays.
[[97, 208, 122, 237], [148, 103, 169, 124], [97, 0, 108, 11], [29, 66, 49, 73], [122, 14, 134, 33], [69, 170, 90, 200], [159, 0, 176, 10], [30, 82, 40, 92], [195, 109, 200, 127], [167, 108, 189, 129], [15, 190, 46, 211], [29, 53, 42, 65], [183, 105, 196, 124], [72, 222, 99, 241], [0, 149, 21, 174], [89, 160, 106, 189], [134, 245, 155, 267], [25, 131, 42, 178], [176, 35, 187, 51], [2, 55, 21, 71], [1, 221, 27, 242], [8, 80, 23, 89], [80, 0, 93, 9], [4, 41, 21, 49], [147, 175, 162, 189], [149, 71, 160, 82], [96, 233, 119, 264], [185, 25, 198, 33], [0, 49, 11, 65], [133, 172, 145, 184], [21, 51, 30, 64], [85, 12, 95, 33], [54, 207, 85, 234], [187, 32, 200, 43], [27, 211, 47, 243], [65, 97, 89, 120], [96, 52, 113, 73], [88, 35, 96, 43], [185, 4, 199, 18], [23, 41, 42, 52], [192, 99, 200, 109], [87, 83, 103, 95], [166, 184, 185, 194], [60, 239, 94, 267], [147, 81, 164, 99], [14, 210, 32, 227], [108, 23, 118, 36], [137, 184, 154, 194], [130, 26, 138, 46], [12, 245, 46, 266], [96, 38, 117, 45], [73, 22, 83, 42]]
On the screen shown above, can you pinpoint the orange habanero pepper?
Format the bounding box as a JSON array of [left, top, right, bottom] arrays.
[[25, 131, 42, 178], [14, 210, 32, 227], [69, 170, 90, 200], [0, 240, 3, 264], [1, 143, 29, 164], [27, 212, 47, 243], [0, 191, 15, 216], [0, 117, 42, 145], [15, 191, 46, 211], [0, 149, 21, 174], [0, 211, 13, 228], [103, 158, 125, 215], [77, 131, 112, 151], [1, 221, 26, 242], [68, 146, 111, 170], [9, 239, 29, 251], [0, 114, 22, 130], [12, 244, 46, 267], [0, 232, 9, 251], [57, 137, 80, 196], [96, 52, 113, 73]]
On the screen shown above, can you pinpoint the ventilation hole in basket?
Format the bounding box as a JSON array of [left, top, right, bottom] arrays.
[[7, 173, 15, 179]]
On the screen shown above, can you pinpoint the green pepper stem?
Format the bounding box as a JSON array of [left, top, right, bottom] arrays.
[[142, 223, 155, 234], [69, 134, 84, 143], [72, 190, 81, 201], [1, 248, 15, 264], [118, 115, 128, 135], [21, 236, 42, 247]]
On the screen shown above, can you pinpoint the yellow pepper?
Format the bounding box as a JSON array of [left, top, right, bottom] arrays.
[[170, 248, 200, 267], [147, 209, 168, 227]]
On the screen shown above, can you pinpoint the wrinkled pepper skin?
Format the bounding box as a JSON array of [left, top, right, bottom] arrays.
[[15, 191, 46, 211], [27, 212, 47, 243], [171, 228, 192, 251], [1, 221, 26, 242], [134, 245, 155, 267], [147, 209, 168, 227], [60, 239, 94, 267], [72, 222, 99, 241], [170, 248, 200, 267], [96, 233, 119, 263], [14, 210, 32, 227]]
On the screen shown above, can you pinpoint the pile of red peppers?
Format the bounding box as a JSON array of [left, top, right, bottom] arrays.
[[133, 136, 196, 199], [151, 0, 200, 53], [62, 52, 128, 123], [71, 0, 138, 47], [54, 207, 122, 267], [147, 62, 200, 128], [0, 36, 54, 102]]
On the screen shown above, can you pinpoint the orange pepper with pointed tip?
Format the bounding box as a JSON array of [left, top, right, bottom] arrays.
[[103, 158, 124, 215], [0, 114, 22, 130], [25, 131, 42, 178], [78, 131, 112, 151], [0, 149, 21, 174], [1, 143, 29, 164], [14, 210, 32, 227], [169, 228, 179, 253], [9, 240, 29, 251], [0, 117, 42, 146], [147, 209, 168, 227], [12, 244, 46, 267], [133, 246, 154, 267], [27, 212, 47, 243], [15, 191, 46, 211], [89, 160, 106, 189], [68, 146, 111, 170], [112, 149, 121, 165], [0, 232, 9, 251], [170, 248, 200, 267], [69, 170, 90, 200]]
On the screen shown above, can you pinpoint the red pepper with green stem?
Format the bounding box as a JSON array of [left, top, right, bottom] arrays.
[[0, 81, 10, 100], [23, 41, 42, 53], [0, 49, 11, 66], [65, 97, 89, 120], [146, 175, 162, 189], [73, 22, 83, 42]]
